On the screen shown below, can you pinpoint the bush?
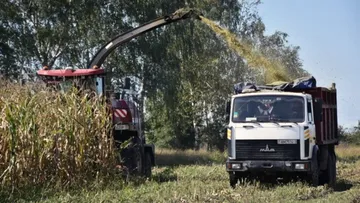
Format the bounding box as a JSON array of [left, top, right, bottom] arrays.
[[0, 81, 116, 189], [338, 123, 360, 145]]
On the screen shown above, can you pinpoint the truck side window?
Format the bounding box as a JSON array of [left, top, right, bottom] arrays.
[[307, 100, 313, 123]]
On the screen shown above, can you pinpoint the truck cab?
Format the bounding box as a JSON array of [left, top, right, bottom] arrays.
[[226, 77, 338, 188]]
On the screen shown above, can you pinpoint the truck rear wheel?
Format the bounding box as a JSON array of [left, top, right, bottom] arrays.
[[327, 152, 336, 188], [319, 150, 336, 187]]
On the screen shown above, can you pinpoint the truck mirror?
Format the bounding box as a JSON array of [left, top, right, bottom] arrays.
[[314, 98, 323, 122], [225, 100, 231, 122], [225, 100, 231, 114], [226, 114, 230, 122]]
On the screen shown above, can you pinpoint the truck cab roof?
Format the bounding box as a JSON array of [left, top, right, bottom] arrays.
[[231, 89, 309, 98]]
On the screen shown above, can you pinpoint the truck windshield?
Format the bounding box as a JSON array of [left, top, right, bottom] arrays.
[[232, 95, 305, 123]]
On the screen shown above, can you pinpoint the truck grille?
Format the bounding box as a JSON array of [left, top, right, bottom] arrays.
[[235, 140, 300, 160]]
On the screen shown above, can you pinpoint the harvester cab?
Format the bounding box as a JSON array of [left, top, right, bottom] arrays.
[[36, 65, 136, 127], [37, 66, 105, 95]]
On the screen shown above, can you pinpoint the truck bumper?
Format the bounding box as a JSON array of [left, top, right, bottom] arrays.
[[226, 160, 311, 173]]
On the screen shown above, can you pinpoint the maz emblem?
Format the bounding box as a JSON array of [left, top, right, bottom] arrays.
[[260, 144, 275, 152]]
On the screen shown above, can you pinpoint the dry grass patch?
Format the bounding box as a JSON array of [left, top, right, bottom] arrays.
[[155, 148, 226, 166]]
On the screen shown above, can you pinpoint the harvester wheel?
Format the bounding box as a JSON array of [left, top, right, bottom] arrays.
[[144, 152, 152, 178], [133, 148, 143, 175]]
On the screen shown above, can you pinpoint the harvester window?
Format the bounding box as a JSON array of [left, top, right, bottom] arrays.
[[59, 80, 74, 93], [96, 77, 104, 95]]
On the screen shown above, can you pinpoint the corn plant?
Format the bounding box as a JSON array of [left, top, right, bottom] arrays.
[[0, 80, 117, 189]]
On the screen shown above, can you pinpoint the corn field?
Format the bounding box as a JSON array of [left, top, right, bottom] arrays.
[[0, 81, 117, 189]]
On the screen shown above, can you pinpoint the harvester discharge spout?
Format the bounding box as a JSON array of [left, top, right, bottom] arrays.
[[167, 8, 203, 21], [88, 8, 203, 69]]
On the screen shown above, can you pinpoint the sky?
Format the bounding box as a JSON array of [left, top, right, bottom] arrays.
[[257, 0, 360, 128]]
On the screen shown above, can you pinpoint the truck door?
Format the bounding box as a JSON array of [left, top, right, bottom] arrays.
[[304, 97, 316, 159]]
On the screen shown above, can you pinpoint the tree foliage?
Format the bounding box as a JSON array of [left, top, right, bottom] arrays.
[[339, 122, 360, 145], [0, 0, 308, 150]]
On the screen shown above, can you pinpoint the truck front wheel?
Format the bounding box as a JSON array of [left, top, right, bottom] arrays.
[[229, 173, 238, 188], [308, 158, 320, 187]]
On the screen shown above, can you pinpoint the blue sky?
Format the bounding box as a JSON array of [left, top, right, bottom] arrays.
[[257, 0, 360, 128]]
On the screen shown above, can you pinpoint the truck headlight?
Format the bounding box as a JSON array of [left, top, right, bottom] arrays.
[[277, 139, 297, 144], [232, 163, 241, 169], [295, 164, 305, 170]]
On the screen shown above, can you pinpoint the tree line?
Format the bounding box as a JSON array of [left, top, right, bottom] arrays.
[[0, 0, 308, 150], [339, 122, 360, 145]]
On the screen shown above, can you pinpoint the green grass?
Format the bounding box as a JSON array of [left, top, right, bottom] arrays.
[[3, 145, 360, 203]]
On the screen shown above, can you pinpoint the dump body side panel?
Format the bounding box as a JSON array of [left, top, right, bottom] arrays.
[[292, 87, 338, 145]]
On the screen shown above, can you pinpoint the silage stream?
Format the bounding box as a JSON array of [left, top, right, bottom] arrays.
[[199, 16, 290, 83]]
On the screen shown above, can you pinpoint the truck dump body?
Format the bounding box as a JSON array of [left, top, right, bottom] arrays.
[[293, 87, 338, 145]]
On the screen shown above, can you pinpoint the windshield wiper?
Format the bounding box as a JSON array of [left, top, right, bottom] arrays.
[[244, 120, 262, 126], [268, 121, 280, 126], [270, 118, 298, 125]]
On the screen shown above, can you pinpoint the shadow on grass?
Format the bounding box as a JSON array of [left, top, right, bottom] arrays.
[[0, 176, 127, 203], [333, 178, 353, 192], [0, 187, 46, 203], [236, 175, 303, 188], [120, 168, 178, 186], [294, 178, 353, 201], [151, 168, 178, 183], [235, 176, 353, 193], [0, 167, 181, 202], [155, 150, 226, 167], [0, 185, 69, 203]]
